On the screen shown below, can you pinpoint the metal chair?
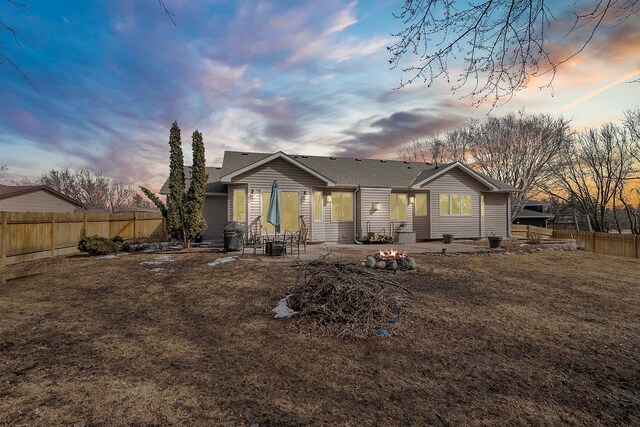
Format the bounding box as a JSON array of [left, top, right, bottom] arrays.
[[288, 216, 308, 256]]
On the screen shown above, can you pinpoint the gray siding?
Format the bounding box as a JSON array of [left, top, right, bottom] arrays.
[[202, 195, 227, 241], [231, 158, 322, 239], [422, 167, 489, 239], [358, 188, 391, 239], [483, 192, 510, 237], [0, 190, 80, 213], [412, 191, 430, 240], [323, 190, 354, 243]]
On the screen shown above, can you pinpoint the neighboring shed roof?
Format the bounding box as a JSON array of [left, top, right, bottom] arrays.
[[159, 167, 225, 195], [515, 208, 555, 219], [0, 184, 82, 206]]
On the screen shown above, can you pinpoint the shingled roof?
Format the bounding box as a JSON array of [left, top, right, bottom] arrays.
[[160, 151, 520, 194], [159, 167, 225, 195], [0, 184, 82, 205]]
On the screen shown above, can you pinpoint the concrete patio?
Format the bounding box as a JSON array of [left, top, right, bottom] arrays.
[[229, 240, 492, 262]]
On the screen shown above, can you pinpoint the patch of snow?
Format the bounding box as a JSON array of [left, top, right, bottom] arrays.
[[140, 255, 174, 265], [97, 254, 117, 260], [273, 295, 297, 318], [145, 267, 164, 273], [208, 256, 236, 267]]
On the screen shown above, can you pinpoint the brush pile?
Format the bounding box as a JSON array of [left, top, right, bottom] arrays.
[[286, 257, 411, 336]]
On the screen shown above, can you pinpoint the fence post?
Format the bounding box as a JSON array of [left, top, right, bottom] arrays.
[[133, 213, 138, 238], [50, 212, 56, 258], [0, 212, 6, 269]]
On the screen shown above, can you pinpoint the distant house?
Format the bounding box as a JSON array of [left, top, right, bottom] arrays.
[[513, 200, 555, 228], [160, 151, 519, 243], [0, 185, 82, 213]]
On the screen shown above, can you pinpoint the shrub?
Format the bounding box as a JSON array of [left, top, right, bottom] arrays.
[[78, 235, 125, 256]]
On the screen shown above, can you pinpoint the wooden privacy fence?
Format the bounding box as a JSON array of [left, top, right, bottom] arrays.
[[553, 229, 640, 259], [0, 211, 164, 267], [512, 224, 554, 239]]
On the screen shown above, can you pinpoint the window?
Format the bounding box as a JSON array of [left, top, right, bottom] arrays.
[[262, 191, 299, 232], [439, 194, 450, 215], [233, 188, 246, 221], [415, 193, 427, 216], [314, 191, 323, 222], [480, 195, 485, 217], [439, 193, 472, 216], [331, 192, 353, 221], [390, 193, 408, 221], [261, 192, 275, 233], [462, 195, 471, 215]]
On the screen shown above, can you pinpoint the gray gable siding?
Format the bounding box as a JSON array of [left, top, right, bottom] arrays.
[[358, 188, 391, 239], [0, 190, 80, 213], [483, 192, 510, 237], [232, 157, 326, 189], [422, 167, 489, 239]]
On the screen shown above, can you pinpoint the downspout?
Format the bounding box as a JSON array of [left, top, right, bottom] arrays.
[[353, 185, 362, 244]]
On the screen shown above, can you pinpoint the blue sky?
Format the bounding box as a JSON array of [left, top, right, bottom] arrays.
[[1, 0, 639, 191]]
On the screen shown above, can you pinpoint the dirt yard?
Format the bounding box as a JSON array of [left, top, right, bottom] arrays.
[[1, 250, 639, 426]]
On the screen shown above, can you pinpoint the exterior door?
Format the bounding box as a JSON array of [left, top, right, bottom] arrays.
[[261, 191, 299, 233]]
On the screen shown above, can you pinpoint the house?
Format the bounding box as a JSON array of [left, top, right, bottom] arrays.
[[513, 200, 555, 228], [0, 185, 83, 213], [160, 151, 519, 243]]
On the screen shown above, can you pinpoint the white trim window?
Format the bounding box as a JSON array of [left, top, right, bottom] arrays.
[[313, 190, 323, 222], [390, 193, 408, 221], [415, 193, 427, 216], [439, 193, 472, 216], [233, 188, 246, 221], [330, 192, 353, 222]]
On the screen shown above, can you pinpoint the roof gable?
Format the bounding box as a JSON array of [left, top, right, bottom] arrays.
[[0, 185, 83, 206], [220, 152, 337, 186]]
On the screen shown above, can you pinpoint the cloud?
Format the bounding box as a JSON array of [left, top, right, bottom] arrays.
[[326, 1, 358, 35], [334, 105, 469, 159]]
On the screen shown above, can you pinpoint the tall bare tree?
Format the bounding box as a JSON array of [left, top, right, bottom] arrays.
[[624, 107, 640, 163], [36, 167, 138, 212], [389, 1, 640, 107], [469, 112, 572, 217], [545, 124, 637, 232], [397, 112, 572, 218]]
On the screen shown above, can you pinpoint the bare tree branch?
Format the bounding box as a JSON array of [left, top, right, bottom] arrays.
[[388, 1, 640, 107]]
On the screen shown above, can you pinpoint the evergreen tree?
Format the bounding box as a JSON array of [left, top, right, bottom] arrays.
[[184, 130, 208, 244], [166, 121, 185, 238], [141, 122, 209, 248]]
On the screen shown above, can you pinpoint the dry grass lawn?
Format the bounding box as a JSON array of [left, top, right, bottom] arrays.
[[1, 250, 639, 426]]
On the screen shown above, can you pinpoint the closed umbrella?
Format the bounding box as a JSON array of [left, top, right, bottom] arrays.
[[267, 180, 281, 233]]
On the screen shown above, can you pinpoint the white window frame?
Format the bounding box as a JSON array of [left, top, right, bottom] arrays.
[[330, 192, 353, 222], [390, 193, 408, 221], [232, 188, 247, 222], [414, 193, 428, 217], [439, 193, 472, 217], [313, 190, 323, 222]]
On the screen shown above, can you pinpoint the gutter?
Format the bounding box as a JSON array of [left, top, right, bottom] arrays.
[[353, 185, 362, 245]]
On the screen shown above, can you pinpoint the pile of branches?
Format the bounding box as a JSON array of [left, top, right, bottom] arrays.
[[287, 257, 411, 336]]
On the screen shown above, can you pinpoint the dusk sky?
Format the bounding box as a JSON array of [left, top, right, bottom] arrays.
[[1, 0, 639, 192]]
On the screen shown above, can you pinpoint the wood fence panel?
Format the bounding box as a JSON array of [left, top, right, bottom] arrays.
[[553, 229, 638, 259], [0, 211, 164, 266], [511, 224, 553, 239]]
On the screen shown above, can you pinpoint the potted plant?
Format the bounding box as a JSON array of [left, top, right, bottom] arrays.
[[488, 234, 503, 249], [442, 233, 454, 244]]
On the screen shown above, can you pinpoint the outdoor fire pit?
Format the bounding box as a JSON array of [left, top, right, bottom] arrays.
[[362, 248, 417, 271]]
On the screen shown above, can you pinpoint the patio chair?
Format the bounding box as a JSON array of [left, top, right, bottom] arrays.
[[288, 216, 308, 256], [241, 223, 263, 256]]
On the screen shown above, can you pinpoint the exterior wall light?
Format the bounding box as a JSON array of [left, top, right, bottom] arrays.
[[372, 202, 380, 211], [409, 196, 415, 204], [326, 195, 332, 203], [302, 190, 310, 201]]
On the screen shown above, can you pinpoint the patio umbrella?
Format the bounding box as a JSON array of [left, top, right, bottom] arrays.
[[267, 180, 281, 233]]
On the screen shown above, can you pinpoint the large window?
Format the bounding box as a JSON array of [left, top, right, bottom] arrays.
[[439, 193, 472, 216], [390, 193, 408, 221], [233, 188, 246, 221], [262, 191, 299, 232], [415, 193, 427, 216], [480, 195, 485, 217], [314, 191, 323, 222], [331, 192, 353, 221]]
